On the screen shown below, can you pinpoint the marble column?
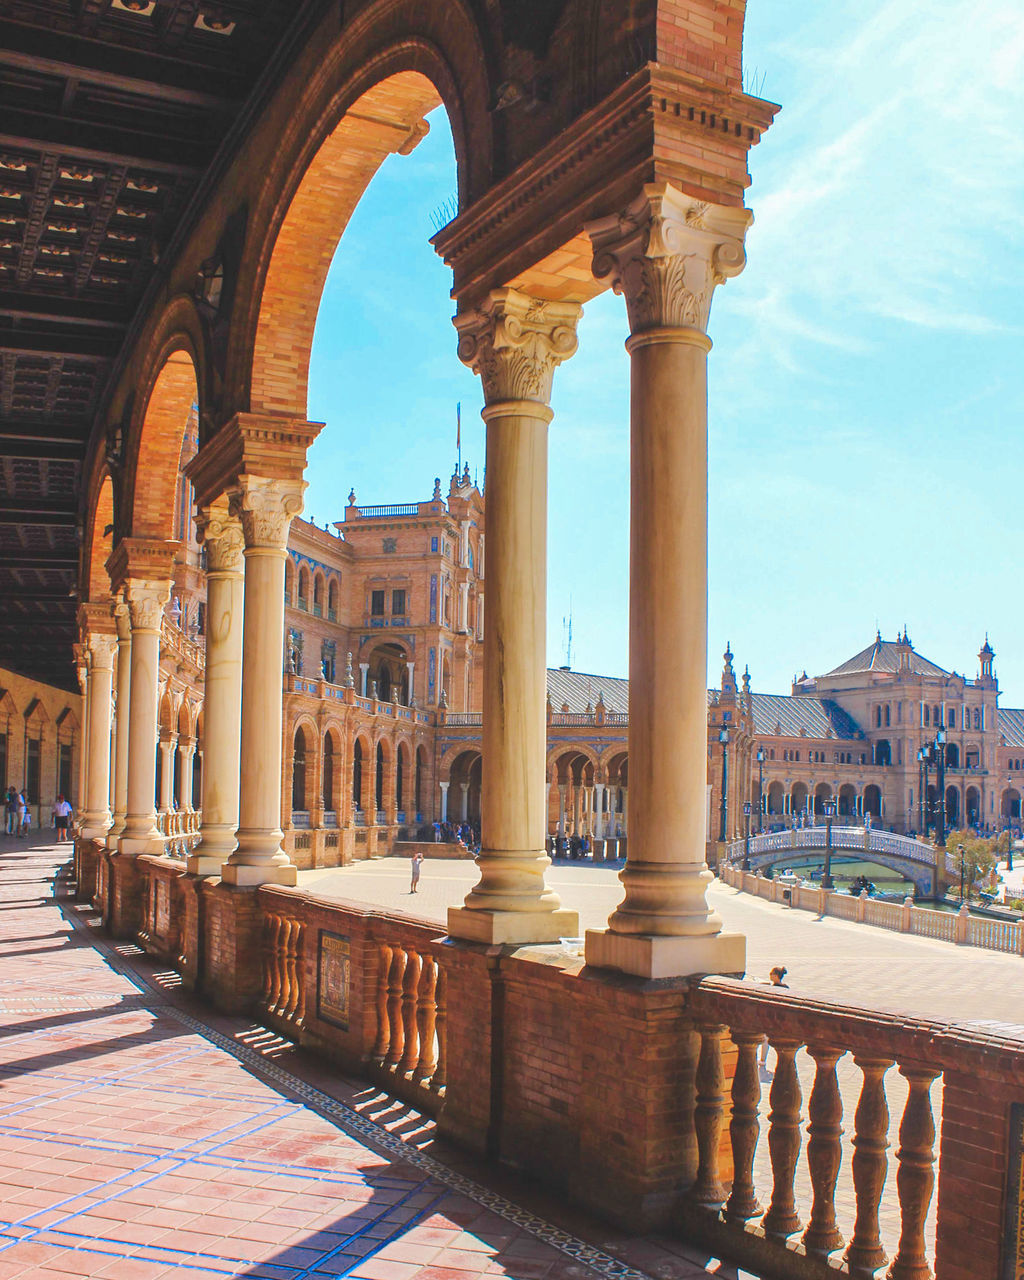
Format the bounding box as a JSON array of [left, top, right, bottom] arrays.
[[119, 579, 171, 857], [74, 647, 89, 825], [189, 505, 244, 875], [360, 663, 369, 697], [406, 662, 415, 706], [585, 184, 749, 978], [448, 290, 581, 944], [439, 781, 449, 823], [159, 738, 175, 813], [594, 782, 605, 839], [80, 631, 117, 840], [108, 600, 131, 842], [178, 741, 194, 810], [222, 476, 305, 887], [557, 784, 567, 837], [460, 780, 470, 822]]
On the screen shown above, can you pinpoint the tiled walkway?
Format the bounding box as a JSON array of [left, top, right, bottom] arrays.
[[0, 836, 755, 1280]]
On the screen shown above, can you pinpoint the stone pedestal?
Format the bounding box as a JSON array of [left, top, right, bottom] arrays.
[[201, 881, 267, 1014], [107, 851, 145, 939]]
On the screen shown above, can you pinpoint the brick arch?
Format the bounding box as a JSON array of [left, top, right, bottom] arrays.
[[126, 346, 199, 541], [82, 472, 115, 602], [248, 69, 444, 418]]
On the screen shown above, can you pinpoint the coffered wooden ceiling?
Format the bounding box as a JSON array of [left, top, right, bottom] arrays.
[[0, 0, 311, 690]]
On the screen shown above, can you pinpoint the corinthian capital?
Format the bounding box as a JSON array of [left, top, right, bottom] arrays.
[[454, 288, 581, 406], [86, 632, 118, 670], [229, 476, 305, 550], [588, 183, 752, 335], [113, 596, 131, 642], [124, 578, 171, 632], [196, 500, 245, 574]]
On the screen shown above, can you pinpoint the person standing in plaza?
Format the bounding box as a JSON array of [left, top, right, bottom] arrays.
[[17, 790, 30, 838], [410, 848, 424, 894], [51, 795, 72, 843], [4, 787, 16, 836], [758, 965, 789, 1076]]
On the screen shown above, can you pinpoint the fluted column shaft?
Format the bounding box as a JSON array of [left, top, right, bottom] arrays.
[[190, 506, 244, 874], [447, 288, 581, 945], [223, 476, 304, 886], [159, 738, 175, 812], [108, 602, 131, 842], [80, 631, 117, 839], [585, 183, 750, 979], [74, 648, 90, 824], [119, 579, 171, 857]]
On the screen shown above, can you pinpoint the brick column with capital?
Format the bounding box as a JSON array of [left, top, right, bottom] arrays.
[[108, 598, 131, 844], [585, 183, 750, 979], [189, 502, 245, 875], [447, 288, 580, 945]]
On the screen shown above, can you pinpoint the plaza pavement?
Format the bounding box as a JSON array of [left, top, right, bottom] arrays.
[[299, 855, 1024, 1026], [0, 833, 761, 1280]]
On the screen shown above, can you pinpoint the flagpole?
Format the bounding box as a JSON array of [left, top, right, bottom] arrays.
[[457, 401, 462, 474]]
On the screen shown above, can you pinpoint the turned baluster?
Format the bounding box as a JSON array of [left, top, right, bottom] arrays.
[[413, 957, 438, 1083], [398, 948, 422, 1073], [887, 1065, 940, 1280], [260, 914, 277, 1009], [762, 1039, 804, 1237], [726, 1031, 763, 1221], [691, 1023, 728, 1208], [267, 916, 284, 1013], [384, 945, 406, 1067], [432, 965, 448, 1091], [372, 944, 391, 1062], [802, 1045, 846, 1256], [276, 918, 294, 1016], [846, 1056, 893, 1276], [284, 922, 304, 1025]]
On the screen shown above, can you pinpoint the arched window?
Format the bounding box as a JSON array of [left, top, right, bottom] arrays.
[[284, 559, 294, 606], [292, 729, 306, 812], [353, 740, 362, 809], [313, 575, 323, 617], [323, 734, 334, 811], [396, 749, 404, 811], [298, 566, 310, 610], [884, 704, 890, 727], [924, 705, 930, 726], [875, 706, 882, 728], [376, 741, 385, 813], [974, 708, 981, 730], [328, 578, 339, 621]]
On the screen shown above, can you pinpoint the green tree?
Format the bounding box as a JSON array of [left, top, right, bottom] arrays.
[[946, 828, 997, 898]]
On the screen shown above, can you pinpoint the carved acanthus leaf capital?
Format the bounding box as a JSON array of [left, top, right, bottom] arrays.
[[588, 183, 752, 335], [454, 288, 581, 405], [113, 596, 132, 642], [124, 578, 172, 632], [196, 504, 245, 573], [86, 631, 118, 670], [228, 476, 306, 550]]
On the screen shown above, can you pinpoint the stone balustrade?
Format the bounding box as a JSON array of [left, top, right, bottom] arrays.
[[722, 864, 1024, 956]]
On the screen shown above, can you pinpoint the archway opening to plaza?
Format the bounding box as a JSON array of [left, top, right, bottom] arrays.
[[323, 729, 341, 816], [292, 724, 314, 814], [448, 749, 482, 826], [396, 740, 411, 818], [365, 642, 410, 704], [864, 784, 882, 818], [84, 474, 115, 604], [945, 786, 960, 827], [415, 746, 426, 820], [813, 783, 832, 816], [128, 348, 199, 544], [791, 782, 809, 817], [1002, 788, 1021, 821], [838, 783, 857, 817], [966, 785, 981, 826], [767, 780, 785, 816]]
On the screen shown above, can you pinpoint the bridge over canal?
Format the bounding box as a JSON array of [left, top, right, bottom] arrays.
[[725, 825, 956, 897]]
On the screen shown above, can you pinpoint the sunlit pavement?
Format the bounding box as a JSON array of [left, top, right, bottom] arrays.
[[0, 834, 761, 1280], [300, 855, 1024, 1026]]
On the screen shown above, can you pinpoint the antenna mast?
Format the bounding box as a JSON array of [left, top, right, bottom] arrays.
[[562, 598, 573, 669]]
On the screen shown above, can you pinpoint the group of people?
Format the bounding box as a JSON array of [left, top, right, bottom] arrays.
[[2, 789, 73, 841], [551, 833, 593, 860], [432, 819, 480, 854]]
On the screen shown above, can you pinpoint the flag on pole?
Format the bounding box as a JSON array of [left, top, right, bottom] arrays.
[[456, 402, 461, 452]]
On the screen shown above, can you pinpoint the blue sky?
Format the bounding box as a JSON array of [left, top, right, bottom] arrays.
[[305, 0, 1024, 701]]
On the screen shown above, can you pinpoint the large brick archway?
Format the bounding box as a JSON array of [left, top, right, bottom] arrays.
[[125, 348, 199, 542]]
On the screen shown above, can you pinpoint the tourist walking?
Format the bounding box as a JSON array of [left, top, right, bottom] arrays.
[[4, 787, 17, 836], [52, 794, 72, 843], [410, 848, 424, 893], [17, 791, 30, 838]]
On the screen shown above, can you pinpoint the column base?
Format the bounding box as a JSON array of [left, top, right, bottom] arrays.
[[187, 853, 229, 876], [448, 905, 580, 945], [118, 824, 165, 858], [584, 928, 746, 979], [221, 861, 297, 887]]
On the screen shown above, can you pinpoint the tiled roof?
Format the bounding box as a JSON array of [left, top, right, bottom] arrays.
[[750, 693, 863, 740], [547, 668, 628, 713], [821, 636, 949, 679], [1001, 708, 1024, 748]]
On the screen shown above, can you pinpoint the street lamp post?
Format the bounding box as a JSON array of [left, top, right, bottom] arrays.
[[936, 727, 946, 847], [1005, 777, 1014, 872], [718, 726, 729, 844], [958, 842, 966, 905], [743, 800, 752, 871], [756, 746, 766, 834], [822, 797, 836, 890], [917, 747, 926, 835], [919, 745, 931, 837]]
